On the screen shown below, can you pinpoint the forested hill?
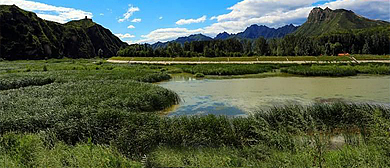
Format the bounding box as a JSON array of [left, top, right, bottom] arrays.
[[0, 5, 126, 60], [294, 7, 390, 36]]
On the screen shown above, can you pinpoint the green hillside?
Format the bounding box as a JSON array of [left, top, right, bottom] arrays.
[[0, 5, 126, 60], [294, 7, 390, 36]]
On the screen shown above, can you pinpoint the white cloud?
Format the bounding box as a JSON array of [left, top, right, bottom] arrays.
[[131, 18, 142, 23], [137, 0, 390, 44], [115, 33, 135, 39], [320, 0, 390, 21], [127, 25, 135, 29], [210, 16, 218, 20], [135, 28, 204, 44], [159, 16, 163, 20], [123, 40, 135, 45], [0, 0, 92, 23], [99, 13, 104, 16], [118, 5, 140, 23], [176, 15, 207, 25]]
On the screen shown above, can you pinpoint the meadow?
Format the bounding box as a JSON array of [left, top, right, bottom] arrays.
[[0, 59, 389, 167]]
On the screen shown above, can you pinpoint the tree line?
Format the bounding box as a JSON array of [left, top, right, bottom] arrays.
[[117, 26, 390, 57]]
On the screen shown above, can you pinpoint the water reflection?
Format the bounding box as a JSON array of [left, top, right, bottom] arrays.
[[159, 74, 390, 116]]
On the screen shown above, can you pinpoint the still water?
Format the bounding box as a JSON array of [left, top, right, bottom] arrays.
[[159, 75, 390, 116]]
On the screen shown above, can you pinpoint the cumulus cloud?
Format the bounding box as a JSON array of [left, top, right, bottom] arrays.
[[118, 5, 140, 23], [127, 25, 135, 29], [320, 0, 390, 21], [137, 0, 390, 44], [135, 28, 204, 44], [176, 15, 207, 25], [131, 18, 142, 23], [115, 33, 135, 39], [210, 16, 218, 20], [0, 0, 92, 23], [123, 40, 135, 45]]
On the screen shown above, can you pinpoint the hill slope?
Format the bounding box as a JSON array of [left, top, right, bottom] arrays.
[[0, 5, 126, 60], [294, 7, 390, 36]]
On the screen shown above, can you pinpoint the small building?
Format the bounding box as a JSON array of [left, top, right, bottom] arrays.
[[338, 53, 350, 56]]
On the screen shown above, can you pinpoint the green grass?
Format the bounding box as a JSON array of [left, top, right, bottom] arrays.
[[0, 133, 142, 168], [1, 59, 390, 167], [146, 143, 389, 168], [178, 64, 275, 75], [354, 55, 390, 60], [0, 77, 55, 90], [282, 64, 390, 76], [281, 65, 358, 76]]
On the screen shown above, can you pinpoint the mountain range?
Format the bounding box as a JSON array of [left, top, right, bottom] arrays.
[[0, 5, 389, 59], [0, 5, 126, 60], [215, 24, 299, 40], [151, 24, 299, 48], [152, 7, 389, 47]]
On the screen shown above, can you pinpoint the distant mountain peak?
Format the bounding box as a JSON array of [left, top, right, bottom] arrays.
[[214, 32, 231, 40], [295, 7, 390, 36], [308, 7, 354, 23], [223, 24, 298, 40], [175, 34, 212, 42]]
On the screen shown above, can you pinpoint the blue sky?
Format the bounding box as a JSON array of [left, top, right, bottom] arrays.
[[1, 0, 389, 44]]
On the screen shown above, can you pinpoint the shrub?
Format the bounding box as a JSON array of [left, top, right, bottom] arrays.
[[194, 73, 205, 78]]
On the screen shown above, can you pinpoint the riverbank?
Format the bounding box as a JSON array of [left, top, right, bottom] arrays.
[[109, 55, 390, 65]]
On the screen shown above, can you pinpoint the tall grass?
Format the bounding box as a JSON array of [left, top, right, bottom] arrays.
[[179, 64, 274, 75], [0, 80, 180, 136], [0, 133, 142, 167], [1, 59, 389, 167], [281, 65, 358, 76], [0, 77, 54, 90], [281, 64, 390, 76]]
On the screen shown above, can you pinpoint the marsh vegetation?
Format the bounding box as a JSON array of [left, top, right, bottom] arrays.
[[0, 59, 389, 167]]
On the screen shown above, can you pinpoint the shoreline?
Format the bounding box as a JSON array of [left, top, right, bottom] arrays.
[[107, 59, 390, 65]]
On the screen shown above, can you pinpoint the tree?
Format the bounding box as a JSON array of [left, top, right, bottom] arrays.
[[362, 41, 370, 54], [332, 42, 343, 56], [254, 37, 268, 56], [98, 49, 104, 57]]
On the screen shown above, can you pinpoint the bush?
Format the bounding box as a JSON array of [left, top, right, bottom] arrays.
[[194, 73, 205, 78]]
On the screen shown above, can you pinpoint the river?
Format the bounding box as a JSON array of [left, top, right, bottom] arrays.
[[158, 74, 390, 116]]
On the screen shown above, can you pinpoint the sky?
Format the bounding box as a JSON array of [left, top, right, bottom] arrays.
[[0, 0, 389, 44]]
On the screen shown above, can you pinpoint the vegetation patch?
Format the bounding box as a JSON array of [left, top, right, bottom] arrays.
[[0, 133, 141, 167], [178, 64, 274, 76], [0, 77, 55, 90], [281, 64, 390, 76], [0, 59, 389, 167], [281, 65, 358, 76]]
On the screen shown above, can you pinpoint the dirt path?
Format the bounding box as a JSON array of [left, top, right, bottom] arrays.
[[107, 59, 390, 65]]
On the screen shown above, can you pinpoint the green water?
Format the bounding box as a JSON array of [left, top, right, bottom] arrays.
[[159, 75, 390, 116]]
